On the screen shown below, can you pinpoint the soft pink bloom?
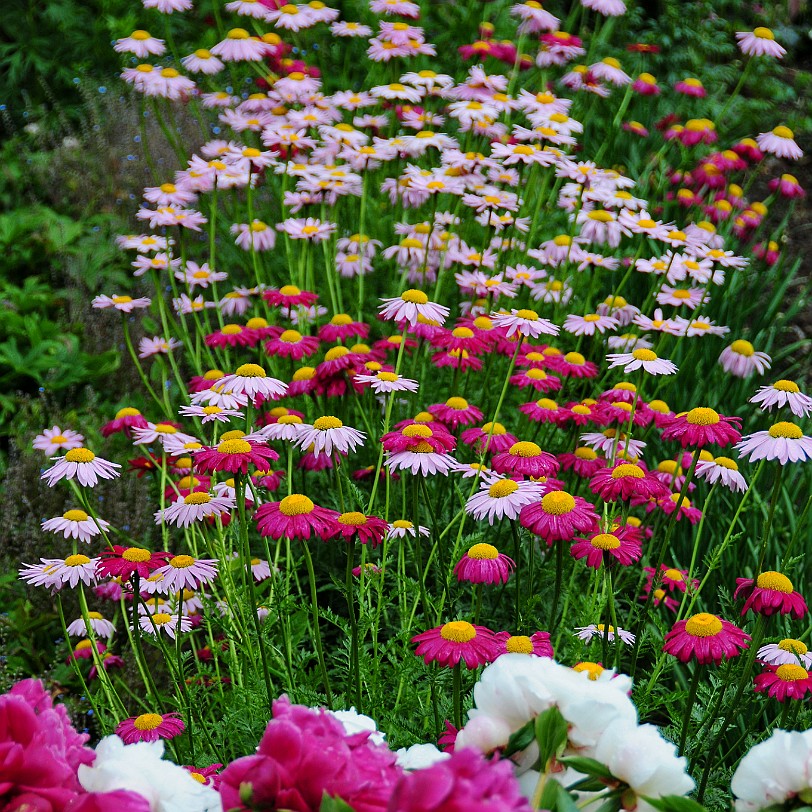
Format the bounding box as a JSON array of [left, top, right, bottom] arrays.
[[571, 527, 642, 569], [379, 290, 450, 327], [695, 456, 747, 492], [735, 423, 812, 464], [33, 426, 84, 456], [41, 448, 121, 488], [114, 30, 166, 57], [757, 126, 803, 160], [736, 28, 786, 58], [115, 712, 185, 744], [750, 381, 812, 418], [211, 28, 267, 61], [465, 477, 543, 524], [718, 340, 771, 378], [660, 409, 742, 448], [590, 462, 669, 502], [195, 438, 279, 474], [42, 510, 110, 543], [157, 492, 235, 528]]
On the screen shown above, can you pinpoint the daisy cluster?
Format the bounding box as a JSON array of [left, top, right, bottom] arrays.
[[15, 0, 812, 808]]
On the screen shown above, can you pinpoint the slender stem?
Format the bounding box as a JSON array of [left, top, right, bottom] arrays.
[[679, 664, 703, 756], [301, 541, 333, 707]]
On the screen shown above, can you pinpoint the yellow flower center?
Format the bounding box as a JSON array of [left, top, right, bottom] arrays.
[[112, 295, 133, 304], [684, 613, 723, 637], [773, 380, 800, 393], [170, 555, 195, 569], [377, 372, 398, 382], [481, 422, 506, 435], [184, 492, 211, 505], [753, 27, 775, 39], [632, 349, 658, 361], [488, 480, 519, 498], [756, 571, 793, 593], [467, 543, 500, 560], [401, 289, 429, 304], [541, 491, 576, 515], [686, 408, 720, 426], [130, 29, 151, 40], [221, 325, 243, 336], [510, 441, 541, 458], [279, 494, 315, 516], [611, 464, 645, 480], [573, 662, 604, 680], [160, 68, 179, 79], [574, 447, 597, 460], [227, 28, 249, 39], [440, 621, 477, 643], [515, 309, 539, 321], [713, 456, 739, 470], [769, 422, 803, 440], [505, 636, 534, 654], [122, 548, 152, 563], [778, 638, 808, 655], [776, 664, 808, 681], [325, 346, 350, 362], [65, 554, 90, 567], [63, 509, 89, 522], [773, 126, 794, 139], [280, 330, 303, 343], [728, 340, 754, 357], [64, 448, 95, 463], [637, 218, 657, 229], [591, 533, 621, 550], [216, 439, 251, 456], [330, 314, 353, 326], [133, 713, 164, 731], [338, 512, 367, 526]]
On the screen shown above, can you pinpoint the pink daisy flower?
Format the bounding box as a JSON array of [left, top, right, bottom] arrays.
[[758, 639, 812, 668], [460, 422, 518, 454], [519, 490, 600, 543], [114, 29, 165, 57], [42, 509, 110, 543], [570, 527, 642, 569], [575, 624, 635, 645], [156, 492, 235, 528], [490, 441, 559, 478], [116, 712, 185, 744], [92, 294, 152, 312], [750, 381, 812, 418], [491, 308, 559, 339], [660, 408, 742, 448], [509, 368, 562, 393], [695, 456, 747, 492], [662, 613, 750, 664], [329, 512, 388, 548], [33, 426, 84, 456], [754, 665, 812, 702], [277, 218, 336, 242], [412, 621, 499, 669], [296, 416, 365, 456], [563, 313, 619, 336], [354, 371, 420, 394], [465, 477, 543, 524], [153, 555, 218, 593], [558, 447, 607, 478], [218, 363, 288, 401], [493, 631, 553, 658], [97, 546, 169, 582], [427, 398, 483, 429], [263, 285, 319, 308], [41, 448, 121, 488], [735, 572, 808, 619], [453, 543, 516, 584], [379, 290, 450, 328], [66, 612, 116, 638], [589, 462, 669, 502], [718, 340, 771, 378], [101, 407, 149, 437], [210, 28, 267, 61], [581, 0, 626, 15], [606, 349, 677, 376], [768, 173, 805, 199], [181, 48, 225, 74], [195, 437, 279, 474], [19, 555, 99, 590], [386, 448, 457, 476], [518, 397, 566, 425], [318, 315, 369, 343], [735, 422, 812, 464], [255, 494, 339, 540], [266, 330, 320, 360], [757, 126, 803, 160], [736, 28, 786, 58]]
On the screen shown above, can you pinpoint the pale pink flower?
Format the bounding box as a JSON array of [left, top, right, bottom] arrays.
[[114, 30, 166, 57], [735, 423, 812, 464], [181, 48, 225, 74], [386, 450, 456, 476], [232, 220, 277, 251], [736, 28, 786, 58], [466, 476, 543, 524], [20, 555, 99, 589], [218, 363, 288, 401], [66, 613, 115, 637], [379, 290, 450, 327], [154, 555, 219, 592], [277, 217, 336, 242], [33, 426, 84, 456], [295, 417, 365, 456], [563, 313, 619, 336], [157, 492, 236, 528], [41, 448, 120, 488], [580, 0, 626, 15], [656, 285, 707, 309], [491, 309, 559, 339], [511, 1, 559, 32], [718, 341, 771, 378], [139, 613, 193, 638], [606, 349, 677, 375], [132, 422, 197, 447], [176, 261, 228, 289], [211, 28, 267, 61], [266, 3, 321, 30], [750, 381, 812, 418], [42, 510, 110, 543], [92, 294, 151, 312], [756, 127, 803, 160], [354, 372, 420, 394], [138, 336, 182, 359], [575, 623, 635, 644], [225, 0, 269, 17], [142, 0, 192, 12], [695, 456, 747, 492], [330, 20, 373, 37], [178, 404, 243, 423], [369, 0, 420, 16], [590, 57, 631, 86]]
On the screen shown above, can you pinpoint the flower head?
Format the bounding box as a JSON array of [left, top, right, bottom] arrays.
[[735, 572, 808, 619], [41, 448, 121, 488], [663, 613, 750, 664], [412, 621, 499, 669], [115, 713, 185, 745], [255, 495, 339, 540], [454, 543, 516, 585], [660, 408, 742, 448]]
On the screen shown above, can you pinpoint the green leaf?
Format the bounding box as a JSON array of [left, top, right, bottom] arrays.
[[535, 706, 569, 768], [319, 793, 355, 812], [503, 718, 536, 757], [559, 756, 616, 782], [642, 796, 708, 812]]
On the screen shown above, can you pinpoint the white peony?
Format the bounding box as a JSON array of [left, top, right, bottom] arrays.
[[78, 736, 223, 812], [329, 707, 387, 745], [732, 729, 812, 812], [592, 720, 694, 811], [395, 743, 451, 770]]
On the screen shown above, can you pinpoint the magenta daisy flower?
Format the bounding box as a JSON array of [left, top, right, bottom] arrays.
[[758, 639, 812, 668], [465, 477, 543, 525], [453, 543, 515, 584], [255, 494, 339, 540], [518, 397, 566, 425], [428, 397, 484, 429], [116, 712, 185, 744], [195, 437, 279, 474], [295, 416, 366, 456], [42, 509, 110, 543], [263, 285, 319, 308], [660, 408, 742, 448], [41, 447, 121, 488], [318, 314, 369, 343], [460, 422, 518, 454], [33, 426, 84, 455], [154, 555, 219, 593], [493, 631, 553, 658], [412, 621, 499, 669], [754, 665, 812, 701], [491, 308, 559, 339], [490, 441, 560, 478], [379, 290, 450, 327], [266, 330, 320, 360], [735, 422, 812, 464], [750, 380, 812, 418], [520, 490, 600, 543], [734, 572, 808, 619], [606, 349, 677, 376], [97, 546, 170, 582], [570, 528, 642, 569], [329, 512, 388, 547], [662, 613, 750, 664], [589, 462, 669, 502], [101, 407, 149, 437], [509, 367, 562, 393], [558, 447, 606, 478]]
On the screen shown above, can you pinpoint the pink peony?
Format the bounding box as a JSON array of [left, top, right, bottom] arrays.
[[220, 696, 402, 812]]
